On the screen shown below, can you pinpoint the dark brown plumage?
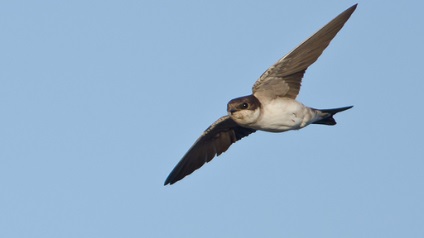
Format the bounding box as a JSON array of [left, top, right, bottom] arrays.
[[164, 116, 256, 185], [253, 4, 357, 100], [164, 4, 357, 185]]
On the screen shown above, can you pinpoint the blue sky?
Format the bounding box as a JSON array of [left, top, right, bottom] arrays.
[[1, 1, 423, 237]]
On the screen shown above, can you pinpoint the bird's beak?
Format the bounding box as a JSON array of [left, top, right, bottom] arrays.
[[227, 104, 236, 114]]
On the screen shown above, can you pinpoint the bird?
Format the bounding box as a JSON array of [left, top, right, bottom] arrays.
[[164, 4, 357, 185]]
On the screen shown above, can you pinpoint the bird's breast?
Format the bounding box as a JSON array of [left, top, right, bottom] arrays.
[[249, 98, 316, 132]]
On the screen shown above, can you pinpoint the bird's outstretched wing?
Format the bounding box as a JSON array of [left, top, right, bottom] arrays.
[[164, 116, 256, 185], [252, 4, 357, 100]]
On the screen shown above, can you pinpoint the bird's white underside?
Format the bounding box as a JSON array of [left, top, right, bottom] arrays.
[[231, 98, 319, 132]]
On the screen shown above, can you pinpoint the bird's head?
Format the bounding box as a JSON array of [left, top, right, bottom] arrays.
[[227, 95, 261, 126]]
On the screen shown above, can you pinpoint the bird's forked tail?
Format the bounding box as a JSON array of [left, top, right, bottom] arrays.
[[312, 106, 353, 125]]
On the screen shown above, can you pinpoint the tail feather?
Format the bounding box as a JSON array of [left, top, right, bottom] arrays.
[[312, 106, 353, 125]]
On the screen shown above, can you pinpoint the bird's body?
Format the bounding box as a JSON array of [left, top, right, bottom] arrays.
[[229, 96, 352, 132], [164, 4, 358, 185], [231, 96, 318, 132]]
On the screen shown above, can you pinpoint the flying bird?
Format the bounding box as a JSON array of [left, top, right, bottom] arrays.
[[165, 4, 357, 185]]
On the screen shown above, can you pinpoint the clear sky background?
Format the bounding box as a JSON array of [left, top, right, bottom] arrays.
[[1, 1, 423, 237]]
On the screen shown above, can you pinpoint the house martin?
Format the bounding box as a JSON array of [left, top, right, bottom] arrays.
[[165, 4, 357, 185]]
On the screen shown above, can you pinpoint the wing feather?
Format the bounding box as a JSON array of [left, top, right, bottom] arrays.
[[253, 4, 357, 100], [164, 116, 256, 185]]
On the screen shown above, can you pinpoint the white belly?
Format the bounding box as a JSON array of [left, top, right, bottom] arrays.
[[250, 98, 317, 132]]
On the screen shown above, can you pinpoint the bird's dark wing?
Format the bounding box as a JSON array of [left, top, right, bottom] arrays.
[[164, 116, 256, 185], [252, 4, 357, 100]]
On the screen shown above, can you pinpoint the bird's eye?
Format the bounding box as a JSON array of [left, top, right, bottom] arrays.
[[241, 103, 248, 109]]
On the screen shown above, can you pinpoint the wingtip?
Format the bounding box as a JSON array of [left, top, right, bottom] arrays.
[[163, 177, 173, 186], [341, 4, 357, 16], [347, 3, 358, 10], [164, 180, 173, 186], [347, 4, 358, 14]]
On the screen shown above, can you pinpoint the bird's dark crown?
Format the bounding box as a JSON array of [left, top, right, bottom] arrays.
[[227, 95, 261, 113]]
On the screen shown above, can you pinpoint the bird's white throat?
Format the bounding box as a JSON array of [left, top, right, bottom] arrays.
[[229, 107, 261, 126]]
